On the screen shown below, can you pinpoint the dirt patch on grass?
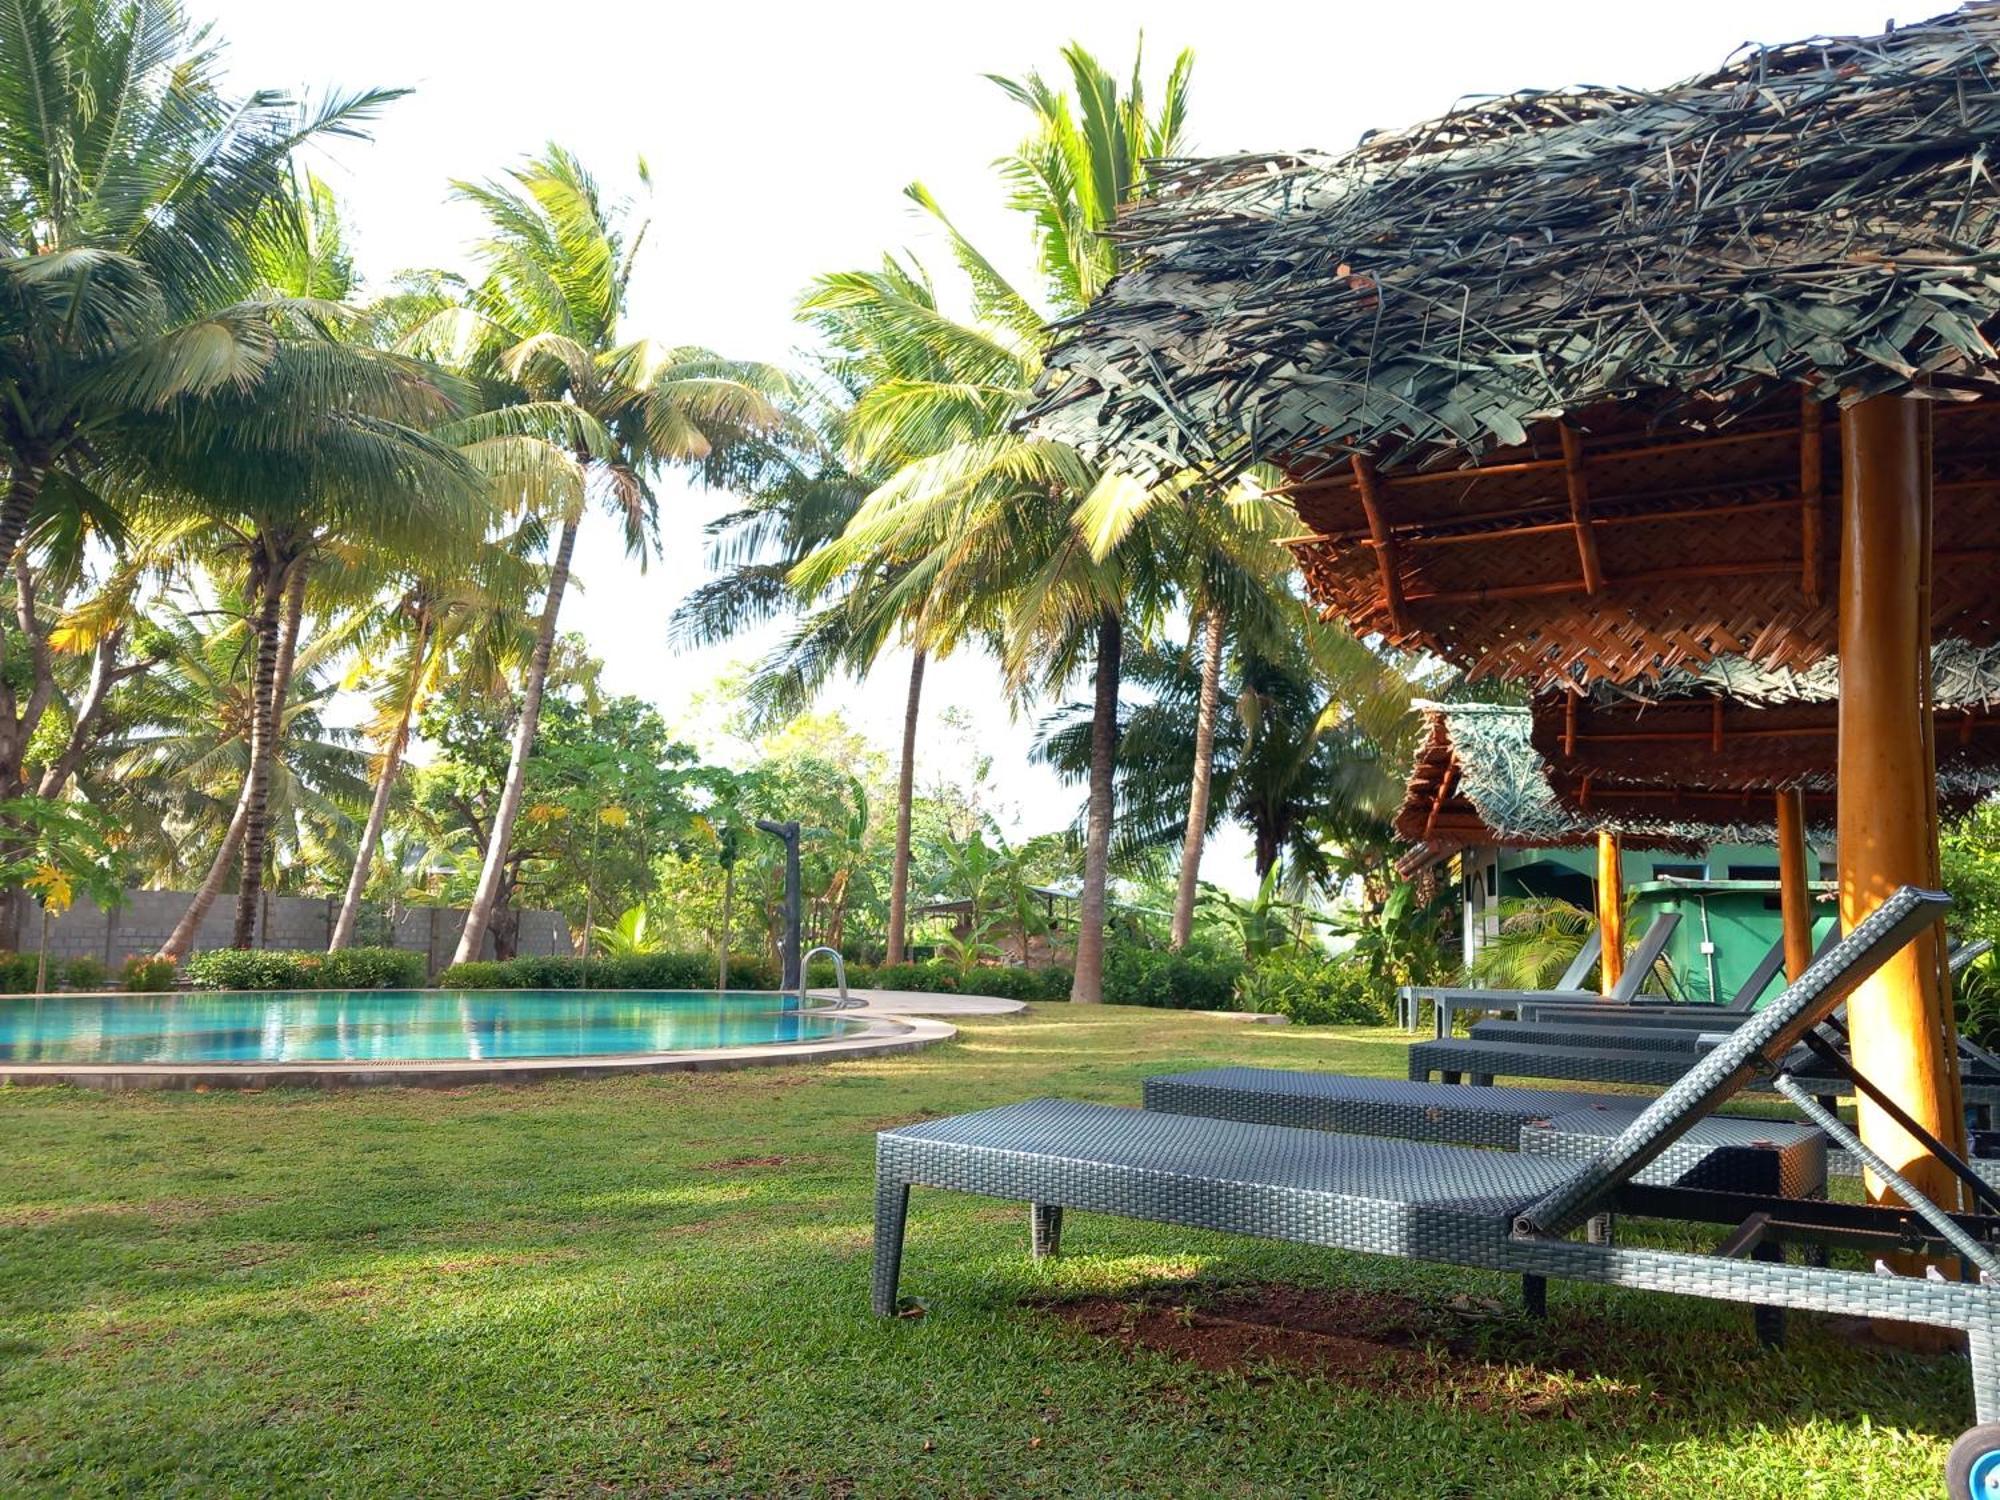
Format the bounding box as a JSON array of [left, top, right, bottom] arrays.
[[1040, 1283, 1634, 1420], [696, 1154, 791, 1170]]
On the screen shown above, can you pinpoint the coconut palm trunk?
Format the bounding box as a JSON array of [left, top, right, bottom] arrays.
[[231, 558, 308, 947], [1070, 611, 1122, 1004], [330, 611, 432, 951], [0, 460, 46, 575], [451, 512, 579, 965], [1170, 606, 1226, 951], [159, 562, 310, 962], [884, 648, 926, 964]]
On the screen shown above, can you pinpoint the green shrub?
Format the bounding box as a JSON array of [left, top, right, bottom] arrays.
[[0, 951, 39, 993], [865, 961, 958, 994], [319, 947, 426, 989], [1238, 949, 1394, 1027], [434, 951, 785, 991], [120, 955, 179, 992], [1100, 945, 1244, 1010], [720, 954, 780, 990], [598, 952, 710, 988], [183, 950, 313, 991], [61, 955, 108, 991], [435, 959, 509, 989]]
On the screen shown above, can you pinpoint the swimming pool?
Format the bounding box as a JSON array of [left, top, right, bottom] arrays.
[[0, 989, 871, 1067]]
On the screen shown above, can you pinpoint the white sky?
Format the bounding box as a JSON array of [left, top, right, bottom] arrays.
[[200, 0, 1920, 894]]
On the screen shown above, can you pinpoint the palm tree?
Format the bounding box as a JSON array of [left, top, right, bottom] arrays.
[[327, 540, 534, 951], [91, 602, 367, 893], [134, 178, 484, 956], [794, 42, 1194, 1002], [0, 1, 407, 564], [399, 146, 787, 966], [1037, 615, 1416, 892]]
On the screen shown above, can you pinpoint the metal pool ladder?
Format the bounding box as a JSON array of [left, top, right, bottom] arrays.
[[799, 946, 853, 1009]]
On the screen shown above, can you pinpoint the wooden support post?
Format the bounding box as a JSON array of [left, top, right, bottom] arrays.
[[1559, 423, 1605, 594], [1596, 830, 1624, 996], [1350, 455, 1410, 635], [1774, 787, 1813, 983], [1836, 393, 1963, 1322]]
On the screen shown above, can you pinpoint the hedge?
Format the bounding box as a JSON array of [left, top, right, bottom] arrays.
[[0, 951, 120, 993], [1237, 949, 1394, 1026], [183, 947, 428, 991], [1099, 947, 1245, 1010], [120, 956, 178, 992], [808, 959, 1074, 1003], [434, 952, 781, 991]]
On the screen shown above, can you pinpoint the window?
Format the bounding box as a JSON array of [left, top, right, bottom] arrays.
[[1651, 862, 1705, 880]]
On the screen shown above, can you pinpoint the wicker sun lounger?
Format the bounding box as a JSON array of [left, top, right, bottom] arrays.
[[1515, 932, 1793, 1024], [1402, 914, 1679, 1037], [1518, 931, 1982, 1026], [1141, 1067, 1826, 1197], [875, 888, 2000, 1462], [1394, 930, 1601, 1030], [1410, 1031, 2000, 1124]]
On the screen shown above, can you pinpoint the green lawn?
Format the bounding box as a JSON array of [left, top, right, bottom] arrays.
[[0, 1005, 1971, 1497]]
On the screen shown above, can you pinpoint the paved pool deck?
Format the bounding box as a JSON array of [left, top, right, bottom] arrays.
[[0, 990, 1019, 1092]]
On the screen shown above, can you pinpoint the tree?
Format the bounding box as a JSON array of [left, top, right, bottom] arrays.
[[0, 0, 410, 565], [400, 146, 786, 966], [1037, 615, 1416, 892], [793, 42, 1194, 1003], [91, 600, 367, 898], [328, 525, 540, 949]]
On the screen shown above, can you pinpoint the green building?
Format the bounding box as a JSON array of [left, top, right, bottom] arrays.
[[1461, 843, 1838, 1006]]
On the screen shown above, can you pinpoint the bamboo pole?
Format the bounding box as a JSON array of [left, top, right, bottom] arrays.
[[1774, 788, 1813, 982], [1836, 393, 1964, 1330], [1596, 831, 1624, 996]]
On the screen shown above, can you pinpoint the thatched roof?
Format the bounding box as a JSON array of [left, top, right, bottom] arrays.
[[1528, 640, 2000, 821], [1395, 701, 1746, 874], [1028, 8, 2000, 688], [1031, 7, 2000, 485]]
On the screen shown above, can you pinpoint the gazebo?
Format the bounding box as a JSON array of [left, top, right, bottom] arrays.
[[1030, 9, 2000, 1237]]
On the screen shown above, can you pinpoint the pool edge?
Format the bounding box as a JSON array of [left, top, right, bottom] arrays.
[[0, 1009, 959, 1090]]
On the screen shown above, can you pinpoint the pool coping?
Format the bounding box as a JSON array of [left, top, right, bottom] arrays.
[[0, 992, 976, 1091]]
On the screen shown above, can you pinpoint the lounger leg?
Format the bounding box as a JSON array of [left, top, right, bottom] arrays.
[[1972, 1321, 2000, 1424], [1434, 1004, 1449, 1040], [1030, 1203, 1064, 1259], [1471, 1073, 1495, 1088], [1586, 1213, 1614, 1245], [872, 1179, 910, 1316], [1521, 1274, 1547, 1318], [1751, 1241, 1785, 1347], [1438, 1070, 1459, 1085]]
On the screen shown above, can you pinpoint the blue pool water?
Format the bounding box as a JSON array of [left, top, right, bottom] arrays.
[[0, 989, 865, 1065]]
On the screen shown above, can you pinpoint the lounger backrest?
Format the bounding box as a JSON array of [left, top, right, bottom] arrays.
[[1514, 885, 1950, 1239], [1721, 935, 1788, 1014], [1607, 912, 1681, 1002], [1952, 936, 1995, 976], [1557, 929, 1604, 992]]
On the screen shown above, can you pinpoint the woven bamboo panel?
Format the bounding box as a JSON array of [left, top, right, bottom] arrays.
[[1528, 693, 2000, 793], [1288, 399, 2000, 688]]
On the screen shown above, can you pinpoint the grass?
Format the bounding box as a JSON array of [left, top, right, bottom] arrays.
[[0, 1003, 1972, 1497]]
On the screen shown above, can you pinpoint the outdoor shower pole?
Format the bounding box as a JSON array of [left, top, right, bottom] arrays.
[[755, 819, 802, 992]]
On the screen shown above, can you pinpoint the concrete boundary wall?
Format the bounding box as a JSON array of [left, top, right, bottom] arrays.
[[11, 890, 570, 975]]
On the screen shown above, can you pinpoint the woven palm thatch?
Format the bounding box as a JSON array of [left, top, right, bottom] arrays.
[[1396, 701, 1758, 871], [1030, 7, 2000, 485], [1532, 639, 2000, 798], [1027, 8, 2000, 687]]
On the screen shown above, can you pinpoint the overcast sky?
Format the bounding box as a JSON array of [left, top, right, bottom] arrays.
[[198, 0, 1920, 893]]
